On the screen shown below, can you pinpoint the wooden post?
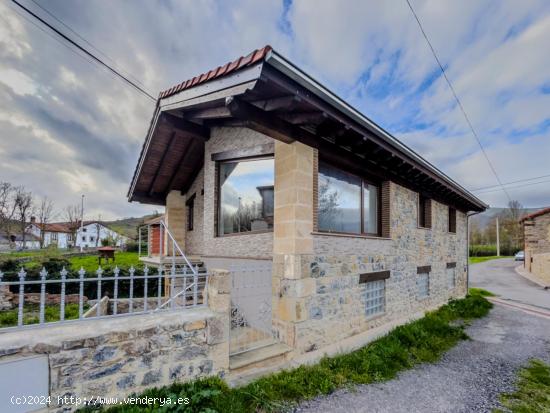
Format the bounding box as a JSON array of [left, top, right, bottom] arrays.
[[496, 217, 500, 257]]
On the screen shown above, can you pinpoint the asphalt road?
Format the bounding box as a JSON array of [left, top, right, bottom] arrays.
[[469, 258, 550, 310], [295, 259, 550, 413]]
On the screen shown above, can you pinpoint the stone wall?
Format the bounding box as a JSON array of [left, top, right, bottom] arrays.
[[531, 252, 550, 285], [0, 270, 231, 412], [524, 212, 550, 271], [273, 180, 468, 353], [0, 285, 13, 310]]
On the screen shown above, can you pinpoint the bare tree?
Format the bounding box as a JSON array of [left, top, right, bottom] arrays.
[[0, 182, 16, 239], [64, 204, 81, 249], [501, 200, 524, 252], [14, 187, 33, 249], [36, 197, 54, 248]]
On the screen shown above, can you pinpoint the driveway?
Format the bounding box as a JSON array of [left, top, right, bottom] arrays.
[[296, 305, 550, 413], [469, 258, 550, 310]]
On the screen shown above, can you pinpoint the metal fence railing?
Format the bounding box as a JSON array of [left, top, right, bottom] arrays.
[[0, 265, 208, 331], [229, 263, 275, 355]]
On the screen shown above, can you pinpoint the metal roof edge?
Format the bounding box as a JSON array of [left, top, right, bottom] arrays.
[[264, 49, 488, 211]]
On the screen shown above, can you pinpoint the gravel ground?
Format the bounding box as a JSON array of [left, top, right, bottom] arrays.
[[294, 305, 550, 413]]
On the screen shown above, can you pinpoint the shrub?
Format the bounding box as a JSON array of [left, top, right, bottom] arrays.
[[469, 244, 520, 257]]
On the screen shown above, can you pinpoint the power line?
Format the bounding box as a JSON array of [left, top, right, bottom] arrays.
[[474, 177, 550, 195], [470, 173, 550, 192], [10, 0, 156, 101], [28, 0, 148, 90], [404, 0, 512, 203]]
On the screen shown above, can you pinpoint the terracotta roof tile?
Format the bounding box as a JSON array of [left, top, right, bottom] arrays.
[[158, 45, 272, 100], [520, 207, 550, 222]]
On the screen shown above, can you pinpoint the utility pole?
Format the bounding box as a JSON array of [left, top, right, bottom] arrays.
[[79, 194, 85, 253], [496, 217, 500, 257]]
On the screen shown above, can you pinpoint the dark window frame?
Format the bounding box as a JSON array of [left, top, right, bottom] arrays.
[[216, 155, 274, 237], [317, 160, 382, 237], [418, 194, 432, 229], [186, 193, 195, 232], [448, 206, 457, 233]]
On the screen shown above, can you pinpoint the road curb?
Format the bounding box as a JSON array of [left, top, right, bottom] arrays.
[[487, 297, 550, 320], [514, 265, 550, 289]]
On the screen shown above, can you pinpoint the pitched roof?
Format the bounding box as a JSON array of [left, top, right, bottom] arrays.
[[520, 207, 550, 222], [159, 46, 272, 99], [129, 45, 487, 212], [34, 222, 74, 233]]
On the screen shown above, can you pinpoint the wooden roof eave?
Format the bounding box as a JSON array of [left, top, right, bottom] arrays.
[[262, 52, 487, 212], [128, 64, 264, 204]]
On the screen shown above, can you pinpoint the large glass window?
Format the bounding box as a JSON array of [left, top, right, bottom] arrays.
[[318, 161, 379, 235], [218, 158, 274, 236]]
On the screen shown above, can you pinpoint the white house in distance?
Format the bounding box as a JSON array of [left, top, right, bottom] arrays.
[[26, 219, 128, 249]]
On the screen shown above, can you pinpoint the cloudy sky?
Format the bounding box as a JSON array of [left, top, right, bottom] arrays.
[[0, 0, 549, 220]]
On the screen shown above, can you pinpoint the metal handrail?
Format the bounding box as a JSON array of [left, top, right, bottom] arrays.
[[159, 219, 197, 275], [136, 220, 197, 276]]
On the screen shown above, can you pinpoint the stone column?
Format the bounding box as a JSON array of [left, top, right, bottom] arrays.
[[207, 269, 230, 371], [164, 190, 186, 255], [272, 141, 315, 349]]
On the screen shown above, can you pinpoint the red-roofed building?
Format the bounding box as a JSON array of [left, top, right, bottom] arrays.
[[128, 46, 487, 357]]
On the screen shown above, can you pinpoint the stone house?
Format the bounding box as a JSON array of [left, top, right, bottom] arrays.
[[128, 46, 487, 365], [520, 207, 550, 285]]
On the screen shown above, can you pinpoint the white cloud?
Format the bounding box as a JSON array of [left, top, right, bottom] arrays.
[[0, 0, 548, 221]]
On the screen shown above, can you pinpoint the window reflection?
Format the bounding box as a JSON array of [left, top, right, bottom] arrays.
[[219, 158, 274, 235], [318, 162, 361, 233], [318, 161, 379, 235]]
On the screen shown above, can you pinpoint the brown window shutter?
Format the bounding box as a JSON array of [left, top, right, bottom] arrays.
[[312, 149, 319, 232], [380, 181, 391, 238], [214, 162, 219, 237], [424, 198, 432, 229], [448, 207, 456, 233]]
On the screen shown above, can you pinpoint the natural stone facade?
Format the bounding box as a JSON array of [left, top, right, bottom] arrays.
[[272, 177, 467, 352], [169, 127, 469, 354], [531, 252, 550, 285], [523, 210, 550, 283]]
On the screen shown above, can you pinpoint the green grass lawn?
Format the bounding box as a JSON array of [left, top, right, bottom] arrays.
[[88, 291, 492, 413], [469, 256, 513, 264], [68, 252, 142, 272], [0, 303, 86, 327], [495, 359, 550, 413], [1, 251, 141, 273]]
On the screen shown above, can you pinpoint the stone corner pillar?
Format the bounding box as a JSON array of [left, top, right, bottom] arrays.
[[164, 190, 186, 253], [206, 268, 230, 371], [272, 141, 315, 350]]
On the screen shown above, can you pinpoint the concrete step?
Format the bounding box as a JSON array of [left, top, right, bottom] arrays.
[[229, 343, 292, 371]]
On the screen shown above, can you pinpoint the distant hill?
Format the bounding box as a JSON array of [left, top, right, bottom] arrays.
[[104, 213, 161, 240], [470, 207, 544, 230]]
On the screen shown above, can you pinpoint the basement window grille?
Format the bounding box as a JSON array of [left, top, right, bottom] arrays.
[[446, 262, 457, 289], [417, 273, 430, 298], [365, 279, 385, 317]]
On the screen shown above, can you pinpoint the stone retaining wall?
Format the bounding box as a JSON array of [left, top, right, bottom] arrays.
[[0, 270, 231, 412]]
